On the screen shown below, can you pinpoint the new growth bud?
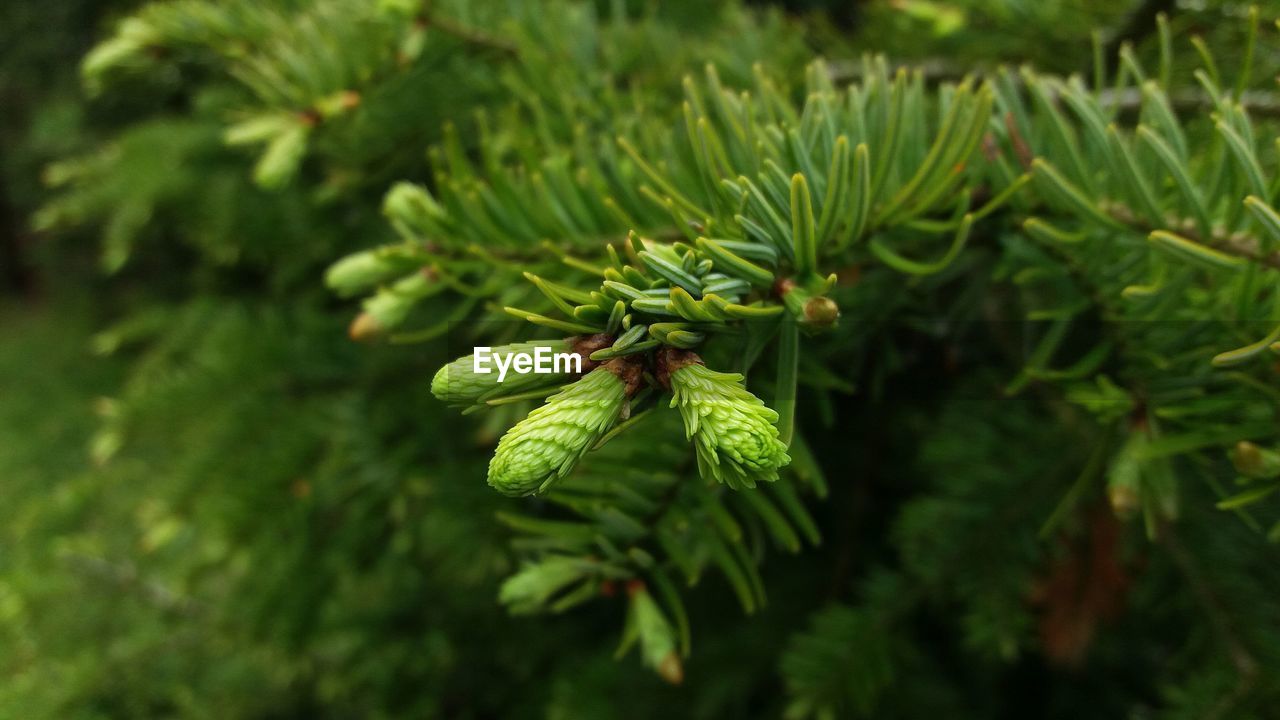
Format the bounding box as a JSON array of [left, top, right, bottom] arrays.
[[776, 278, 839, 331], [1231, 441, 1280, 479], [356, 269, 436, 336], [664, 349, 790, 489], [431, 339, 574, 406], [487, 362, 631, 496], [628, 584, 683, 685], [325, 248, 418, 297], [431, 334, 612, 406], [348, 312, 383, 342]]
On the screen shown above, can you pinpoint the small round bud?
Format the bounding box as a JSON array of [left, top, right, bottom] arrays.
[[802, 296, 840, 328], [1108, 483, 1140, 518], [777, 281, 839, 331], [348, 312, 383, 342], [1232, 441, 1263, 476], [1107, 430, 1145, 519], [1230, 440, 1280, 479]]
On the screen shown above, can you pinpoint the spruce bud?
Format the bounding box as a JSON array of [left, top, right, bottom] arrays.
[[1231, 441, 1280, 479], [252, 123, 309, 189], [776, 279, 839, 331], [628, 584, 683, 685], [487, 364, 629, 496], [431, 339, 575, 406], [348, 312, 383, 342], [383, 182, 450, 240], [358, 269, 436, 335], [665, 351, 790, 489], [325, 248, 417, 297]]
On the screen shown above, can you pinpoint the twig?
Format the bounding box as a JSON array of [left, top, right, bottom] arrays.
[[422, 10, 518, 57], [1099, 87, 1280, 120], [825, 62, 1280, 119], [1102, 201, 1280, 270]]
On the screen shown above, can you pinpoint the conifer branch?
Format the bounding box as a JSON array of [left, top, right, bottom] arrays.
[[421, 7, 518, 56], [46, 0, 1280, 700]]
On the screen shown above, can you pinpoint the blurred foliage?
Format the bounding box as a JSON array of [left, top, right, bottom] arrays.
[[4, 0, 1280, 718]]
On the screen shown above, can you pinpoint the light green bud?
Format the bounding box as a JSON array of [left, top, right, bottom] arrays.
[[360, 270, 436, 333], [252, 123, 309, 190], [498, 556, 591, 615], [325, 248, 419, 297], [669, 361, 790, 489], [629, 585, 683, 685], [383, 182, 450, 240], [487, 366, 627, 496], [431, 339, 575, 406]]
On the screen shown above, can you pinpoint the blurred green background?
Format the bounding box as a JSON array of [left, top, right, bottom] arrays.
[[3, 1, 1279, 718]]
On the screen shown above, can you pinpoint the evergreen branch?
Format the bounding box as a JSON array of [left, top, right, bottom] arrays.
[[56, 0, 1280, 698], [421, 7, 518, 56], [1101, 201, 1280, 270]]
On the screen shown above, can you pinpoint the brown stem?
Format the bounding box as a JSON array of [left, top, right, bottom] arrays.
[[602, 354, 646, 395], [653, 346, 701, 391], [1101, 201, 1280, 270]]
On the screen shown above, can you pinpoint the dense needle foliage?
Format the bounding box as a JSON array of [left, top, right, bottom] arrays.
[[4, 0, 1280, 718]]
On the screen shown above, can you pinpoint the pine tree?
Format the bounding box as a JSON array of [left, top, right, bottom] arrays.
[[7, 0, 1280, 717]]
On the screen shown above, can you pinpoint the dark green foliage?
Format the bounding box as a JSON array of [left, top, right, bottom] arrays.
[[6, 0, 1280, 717]]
